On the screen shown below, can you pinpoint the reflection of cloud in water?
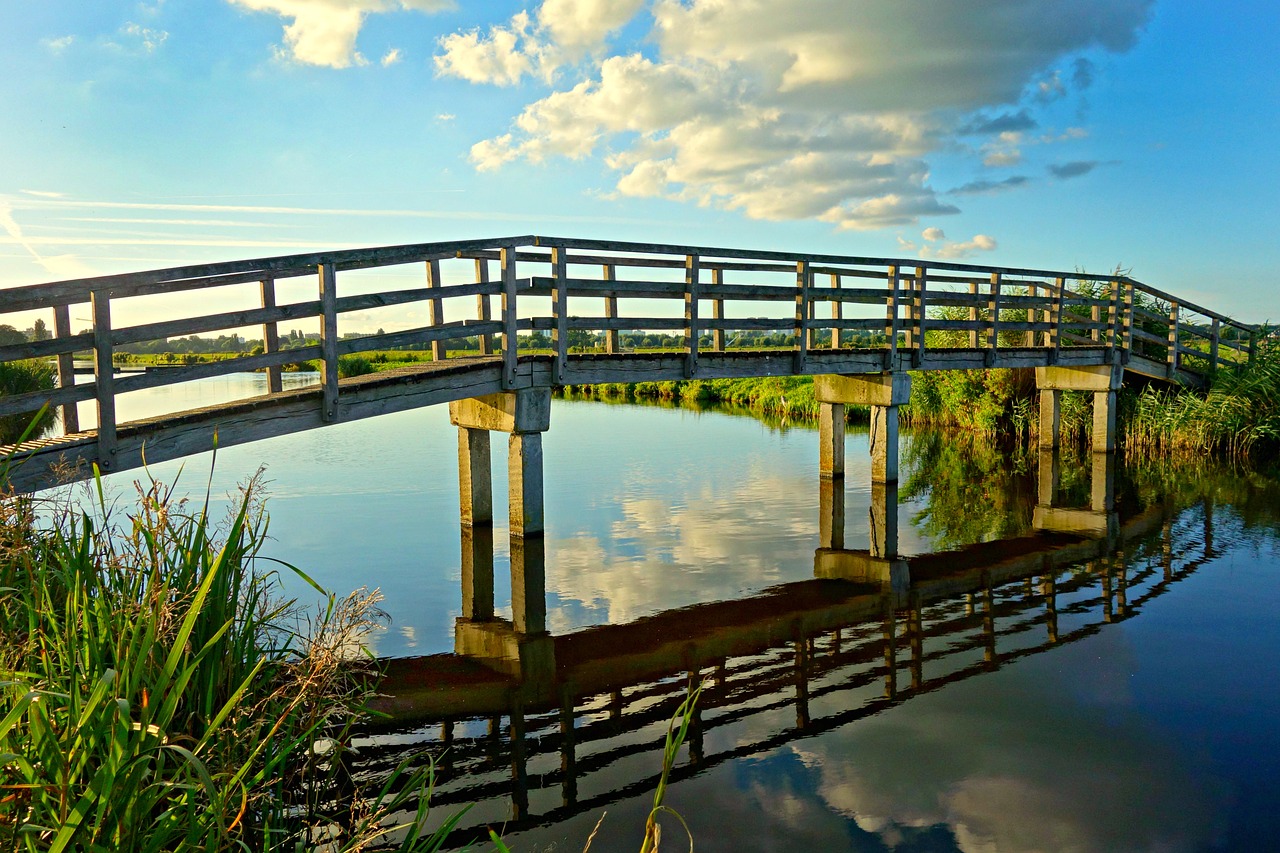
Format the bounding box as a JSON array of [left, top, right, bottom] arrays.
[[760, 634, 1229, 852], [545, 465, 818, 628]]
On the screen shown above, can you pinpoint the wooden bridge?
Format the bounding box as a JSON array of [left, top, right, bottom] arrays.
[[0, 235, 1258, 496]]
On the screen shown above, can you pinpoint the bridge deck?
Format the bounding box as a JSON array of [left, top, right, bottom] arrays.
[[0, 235, 1257, 492]]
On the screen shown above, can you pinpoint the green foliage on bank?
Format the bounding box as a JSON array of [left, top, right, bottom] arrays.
[[0, 360, 56, 445]]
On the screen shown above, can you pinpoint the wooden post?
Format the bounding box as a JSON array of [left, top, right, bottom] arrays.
[[1106, 280, 1120, 352], [968, 280, 979, 348], [475, 259, 493, 356], [427, 259, 446, 362], [884, 265, 899, 368], [913, 266, 927, 366], [1209, 318, 1221, 372], [1049, 277, 1065, 362], [90, 289, 116, 466], [501, 246, 518, 389], [318, 263, 339, 423], [987, 273, 1002, 364], [1166, 301, 1180, 379], [53, 303, 79, 434], [711, 268, 726, 352], [551, 247, 568, 384], [1249, 326, 1258, 366], [1091, 296, 1101, 344], [902, 272, 915, 350], [1122, 281, 1135, 355], [829, 272, 841, 349], [260, 278, 283, 394], [603, 264, 620, 354], [684, 253, 700, 378], [794, 260, 810, 373]]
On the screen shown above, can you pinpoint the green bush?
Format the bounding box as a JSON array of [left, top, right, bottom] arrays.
[[0, 359, 56, 445]]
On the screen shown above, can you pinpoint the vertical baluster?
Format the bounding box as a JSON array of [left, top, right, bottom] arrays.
[[53, 303, 79, 433], [91, 289, 116, 466], [684, 253, 700, 378], [260, 277, 282, 394], [1049, 277, 1064, 363], [795, 260, 811, 373], [603, 263, 620, 354], [987, 272, 1002, 365], [427, 259, 447, 361], [1025, 283, 1037, 347], [902, 271, 915, 350], [968, 279, 979, 348], [501, 246, 518, 389], [318, 263, 339, 423], [1122, 281, 1135, 355], [914, 266, 927, 367], [1166, 301, 1180, 379], [884, 265, 899, 368], [829, 272, 841, 349], [552, 246, 568, 384], [711, 267, 726, 352], [475, 258, 493, 356], [1106, 279, 1120, 352], [1209, 317, 1221, 373]]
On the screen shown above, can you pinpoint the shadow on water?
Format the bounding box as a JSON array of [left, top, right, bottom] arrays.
[[337, 423, 1280, 852]]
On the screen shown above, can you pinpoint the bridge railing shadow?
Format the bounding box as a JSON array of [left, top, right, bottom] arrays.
[[0, 236, 1255, 487]]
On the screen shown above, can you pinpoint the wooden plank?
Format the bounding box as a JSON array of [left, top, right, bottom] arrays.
[[685, 254, 701, 378], [502, 246, 518, 389], [112, 346, 324, 396], [335, 280, 499, 314], [531, 276, 692, 299], [475, 259, 493, 356], [0, 333, 95, 363], [260, 278, 283, 394], [91, 289, 116, 468], [702, 317, 797, 332], [53, 303, 80, 433], [427, 259, 447, 362], [0, 382, 96, 420], [552, 246, 568, 384], [795, 261, 811, 373], [336, 322, 502, 354], [319, 263, 339, 423], [603, 264, 620, 354], [112, 300, 319, 348]]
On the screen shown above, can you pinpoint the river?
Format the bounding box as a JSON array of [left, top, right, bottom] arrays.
[[61, 373, 1280, 851]]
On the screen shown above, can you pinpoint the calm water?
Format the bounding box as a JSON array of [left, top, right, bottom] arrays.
[[66, 375, 1280, 851]]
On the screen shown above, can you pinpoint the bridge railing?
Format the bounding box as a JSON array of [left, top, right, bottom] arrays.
[[0, 236, 1258, 460]]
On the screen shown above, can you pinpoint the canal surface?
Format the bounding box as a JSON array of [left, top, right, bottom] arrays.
[[70, 374, 1280, 851]]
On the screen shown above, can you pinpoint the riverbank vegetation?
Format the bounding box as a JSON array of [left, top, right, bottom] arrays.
[[0, 360, 55, 445]]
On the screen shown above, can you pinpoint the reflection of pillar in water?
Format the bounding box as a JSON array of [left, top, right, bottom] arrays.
[[1037, 449, 1061, 506], [819, 475, 845, 550], [1091, 451, 1117, 512], [869, 480, 898, 559], [883, 608, 897, 700], [461, 524, 495, 621], [510, 535, 546, 635]]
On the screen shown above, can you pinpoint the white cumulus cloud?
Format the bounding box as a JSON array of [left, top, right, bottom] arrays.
[[228, 0, 453, 68], [444, 0, 1151, 230]]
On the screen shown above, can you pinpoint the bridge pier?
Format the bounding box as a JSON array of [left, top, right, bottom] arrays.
[[1033, 448, 1119, 539], [815, 372, 910, 483], [1035, 364, 1122, 453]]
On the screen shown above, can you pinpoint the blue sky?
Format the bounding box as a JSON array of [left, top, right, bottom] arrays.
[[1, 0, 1276, 322]]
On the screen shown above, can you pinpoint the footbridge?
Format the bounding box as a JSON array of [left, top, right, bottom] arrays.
[[0, 236, 1258, 498]]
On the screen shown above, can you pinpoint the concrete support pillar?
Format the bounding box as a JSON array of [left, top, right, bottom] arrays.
[[815, 372, 909, 485], [870, 405, 900, 483], [1092, 390, 1117, 453], [1038, 389, 1061, 450], [510, 535, 546, 634], [819, 476, 845, 550], [458, 426, 492, 526], [460, 524, 495, 620], [869, 481, 899, 559], [509, 432, 544, 537], [819, 402, 845, 478]]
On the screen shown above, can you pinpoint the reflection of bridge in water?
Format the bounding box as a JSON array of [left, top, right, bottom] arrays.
[[353, 450, 1219, 846]]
